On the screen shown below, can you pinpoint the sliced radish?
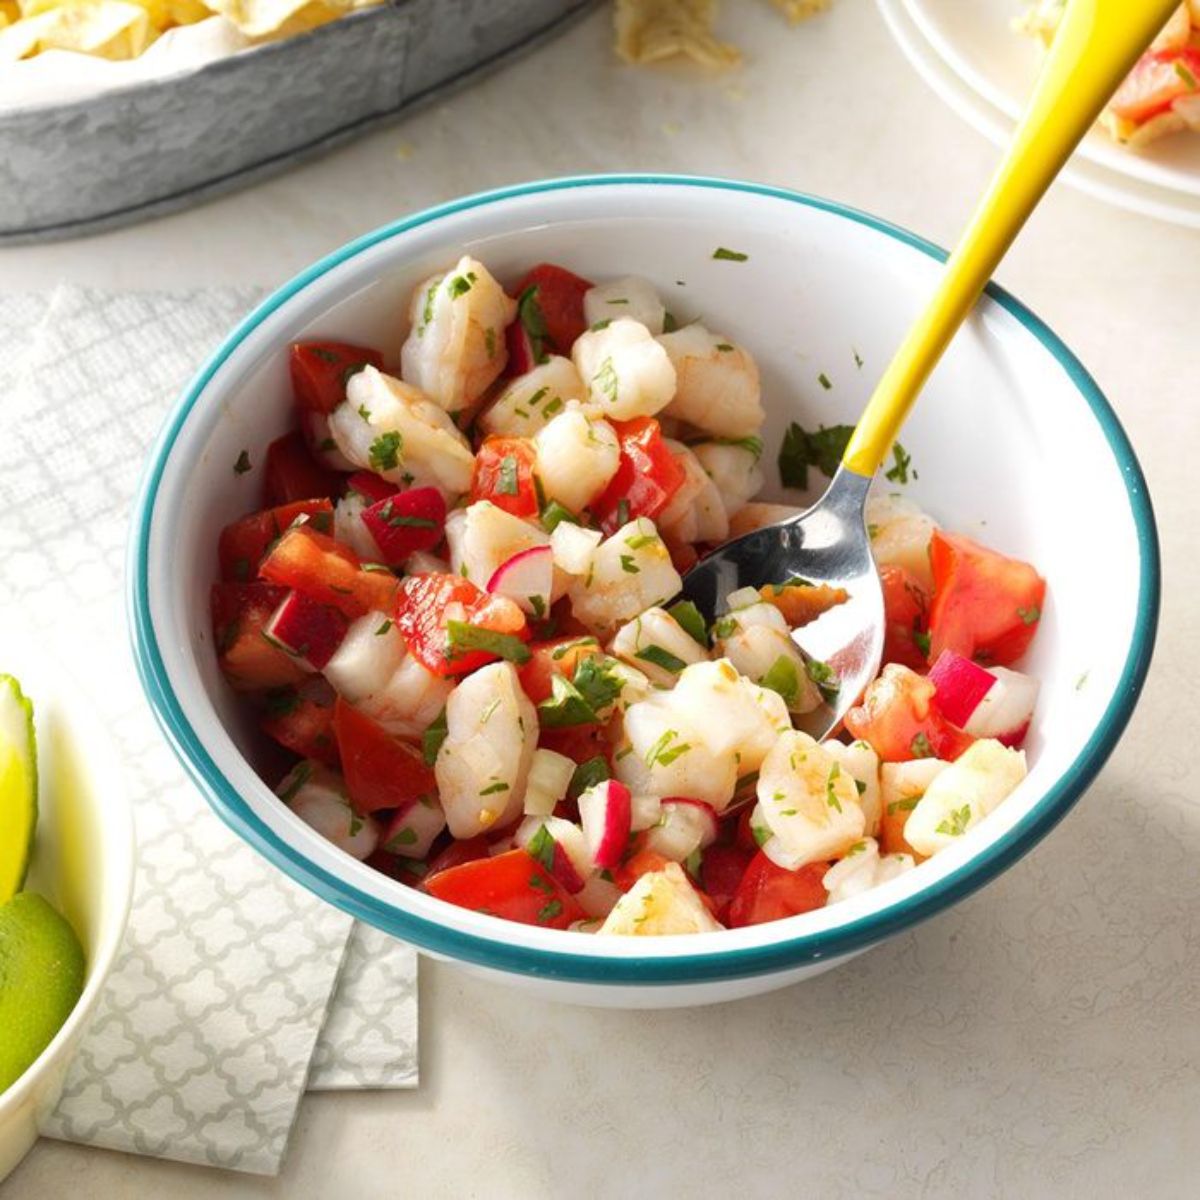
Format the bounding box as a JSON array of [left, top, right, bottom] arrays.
[[929, 650, 1037, 747], [487, 544, 554, 617], [265, 590, 348, 670], [381, 795, 446, 859], [641, 797, 718, 861], [965, 666, 1039, 747], [517, 815, 591, 893], [505, 319, 537, 378], [361, 487, 447, 564], [578, 780, 632, 870], [347, 470, 399, 505], [928, 650, 997, 727]]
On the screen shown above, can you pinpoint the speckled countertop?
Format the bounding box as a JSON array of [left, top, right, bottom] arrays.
[[3, 2, 1197, 1196]]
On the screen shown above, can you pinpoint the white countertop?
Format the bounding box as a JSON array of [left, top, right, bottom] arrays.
[[5, 2, 1197, 1196]]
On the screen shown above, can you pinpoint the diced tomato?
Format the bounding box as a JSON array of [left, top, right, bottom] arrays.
[[591, 417, 687, 535], [510, 263, 593, 358], [211, 582, 307, 691], [879, 791, 924, 862], [423, 849, 585, 928], [218, 499, 333, 582], [261, 678, 339, 766], [289, 340, 385, 414], [346, 471, 398, 505], [332, 699, 437, 817], [880, 564, 930, 671], [726, 854, 828, 928], [262, 431, 344, 507], [470, 437, 540, 518], [1111, 48, 1200, 125], [538, 725, 611, 772], [927, 531, 1046, 668], [612, 848, 675, 893], [259, 525, 398, 619], [393, 572, 528, 678], [734, 806, 761, 852], [845, 663, 974, 763], [517, 636, 602, 704], [426, 836, 490, 877], [364, 850, 428, 888], [504, 318, 539, 378], [360, 488, 447, 564], [700, 843, 755, 923]]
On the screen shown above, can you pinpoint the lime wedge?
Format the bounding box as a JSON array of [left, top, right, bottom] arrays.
[[0, 891, 85, 1092], [0, 674, 37, 904]]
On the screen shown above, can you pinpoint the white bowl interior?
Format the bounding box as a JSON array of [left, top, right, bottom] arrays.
[[0, 643, 134, 1177], [143, 181, 1147, 971]]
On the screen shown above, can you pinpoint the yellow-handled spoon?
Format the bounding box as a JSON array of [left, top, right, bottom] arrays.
[[677, 0, 1178, 737]]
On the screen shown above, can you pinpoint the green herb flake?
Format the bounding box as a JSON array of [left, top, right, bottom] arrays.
[[422, 708, 449, 766], [935, 803, 972, 838], [542, 396, 565, 418], [1075, 670, 1089, 691], [712, 616, 737, 640], [479, 780, 510, 796], [386, 826, 419, 850], [1176, 59, 1199, 89], [590, 319, 613, 332], [594, 356, 619, 405], [706, 434, 763, 460], [369, 430, 403, 472], [619, 555, 640, 574], [761, 654, 800, 705], [277, 762, 313, 803], [806, 658, 840, 704], [568, 756, 611, 799], [662, 311, 679, 333], [529, 594, 547, 619], [752, 823, 772, 848], [826, 761, 843, 812], [375, 619, 393, 637], [624, 531, 658, 551], [817, 372, 832, 390], [572, 656, 624, 714], [357, 403, 372, 422], [910, 732, 934, 759], [447, 271, 476, 299], [884, 442, 914, 485], [715, 342, 735, 353], [853, 348, 864, 369], [913, 630, 932, 657], [537, 899, 564, 924], [712, 247, 749, 262], [636, 644, 688, 674], [538, 673, 599, 729], [263, 688, 299, 718], [887, 796, 920, 815], [777, 422, 855, 490], [444, 620, 531, 665], [517, 284, 550, 363], [645, 729, 691, 769], [1017, 605, 1041, 626], [233, 450, 252, 476], [666, 600, 708, 647]]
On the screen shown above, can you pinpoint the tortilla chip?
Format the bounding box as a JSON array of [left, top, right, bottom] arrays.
[[21, 0, 168, 23], [614, 0, 740, 69], [200, 0, 377, 38], [766, 0, 828, 24], [0, 0, 157, 59]]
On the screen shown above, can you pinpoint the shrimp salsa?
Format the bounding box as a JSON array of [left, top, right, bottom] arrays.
[[211, 257, 1047, 935]]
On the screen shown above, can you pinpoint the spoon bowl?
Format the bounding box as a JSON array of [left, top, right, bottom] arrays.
[[675, 468, 882, 739]]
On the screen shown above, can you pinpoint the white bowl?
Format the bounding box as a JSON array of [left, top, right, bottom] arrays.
[[129, 176, 1159, 1008], [0, 644, 135, 1179]]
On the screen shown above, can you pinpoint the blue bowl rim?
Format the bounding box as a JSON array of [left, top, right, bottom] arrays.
[[128, 173, 1160, 986]]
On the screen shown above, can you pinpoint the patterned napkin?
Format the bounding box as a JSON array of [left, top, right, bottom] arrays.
[[0, 287, 417, 1175]]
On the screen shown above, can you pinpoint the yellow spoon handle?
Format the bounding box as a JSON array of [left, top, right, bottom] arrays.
[[842, 0, 1179, 478]]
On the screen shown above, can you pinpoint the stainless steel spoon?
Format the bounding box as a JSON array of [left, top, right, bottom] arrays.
[[675, 0, 1177, 738]]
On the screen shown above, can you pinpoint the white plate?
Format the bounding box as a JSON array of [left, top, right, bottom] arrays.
[[878, 0, 1200, 226]]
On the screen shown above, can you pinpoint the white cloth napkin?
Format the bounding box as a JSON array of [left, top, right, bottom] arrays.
[[0, 286, 417, 1175]]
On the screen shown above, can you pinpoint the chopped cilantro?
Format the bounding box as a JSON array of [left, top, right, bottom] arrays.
[[590, 319, 613, 332], [479, 780, 510, 796], [422, 708, 448, 765], [369, 431, 403, 472], [645, 729, 691, 768], [853, 348, 864, 369], [277, 762, 313, 803], [447, 271, 476, 298], [619, 555, 640, 574], [777, 422, 855, 490], [1176, 59, 1198, 89], [496, 455, 520, 496], [444, 620, 531, 665], [386, 826, 419, 850], [884, 443, 914, 484], [594, 357, 619, 405], [662, 311, 679, 333], [516, 285, 550, 363], [537, 899, 564, 923], [817, 372, 832, 390], [752, 823, 772, 848], [542, 396, 565, 418], [706, 434, 763, 460], [624, 531, 657, 550], [568, 756, 610, 799], [527, 824, 556, 871], [887, 796, 920, 815], [712, 247, 748, 261], [616, 498, 630, 527], [910, 732, 934, 759], [1017, 605, 1041, 626], [806, 658, 840, 704], [636, 644, 688, 674], [375, 619, 393, 637], [913, 630, 932, 657], [263, 688, 299, 718], [826, 761, 843, 812], [538, 674, 598, 728], [935, 803, 972, 837], [572, 656, 624, 714], [233, 450, 252, 476], [666, 600, 708, 647], [540, 501, 577, 532], [716, 342, 735, 352]]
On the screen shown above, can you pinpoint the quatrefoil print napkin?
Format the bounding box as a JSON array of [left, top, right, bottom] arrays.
[[0, 287, 417, 1175]]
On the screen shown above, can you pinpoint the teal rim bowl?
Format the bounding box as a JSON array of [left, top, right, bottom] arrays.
[[128, 175, 1160, 988]]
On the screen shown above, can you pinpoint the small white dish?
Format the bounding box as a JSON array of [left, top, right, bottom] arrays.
[[878, 0, 1200, 227], [130, 176, 1159, 1008], [0, 643, 135, 1181]]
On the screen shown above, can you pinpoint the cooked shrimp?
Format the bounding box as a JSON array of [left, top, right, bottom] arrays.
[[728, 501, 803, 539], [599, 863, 723, 935], [434, 662, 537, 838], [333, 366, 474, 499], [609, 605, 709, 687], [756, 732, 865, 869], [444, 500, 551, 593], [821, 738, 883, 837], [583, 276, 667, 336], [657, 441, 729, 545], [712, 600, 821, 715], [691, 440, 764, 519], [279, 762, 380, 860], [823, 838, 915, 905], [865, 491, 938, 590], [533, 408, 621, 513], [478, 356, 586, 439], [658, 324, 764, 437], [572, 318, 677, 421], [400, 256, 516, 414], [567, 517, 682, 631], [357, 653, 454, 740]]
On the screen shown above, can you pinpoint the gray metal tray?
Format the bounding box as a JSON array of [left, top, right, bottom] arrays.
[[0, 0, 593, 245]]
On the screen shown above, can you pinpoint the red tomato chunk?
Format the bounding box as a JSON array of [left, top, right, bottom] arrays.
[[726, 854, 828, 928], [290, 340, 384, 414], [262, 431, 344, 507], [333, 698, 437, 817], [259, 525, 398, 619], [423, 849, 585, 928], [591, 417, 686, 534], [218, 499, 333, 582]]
